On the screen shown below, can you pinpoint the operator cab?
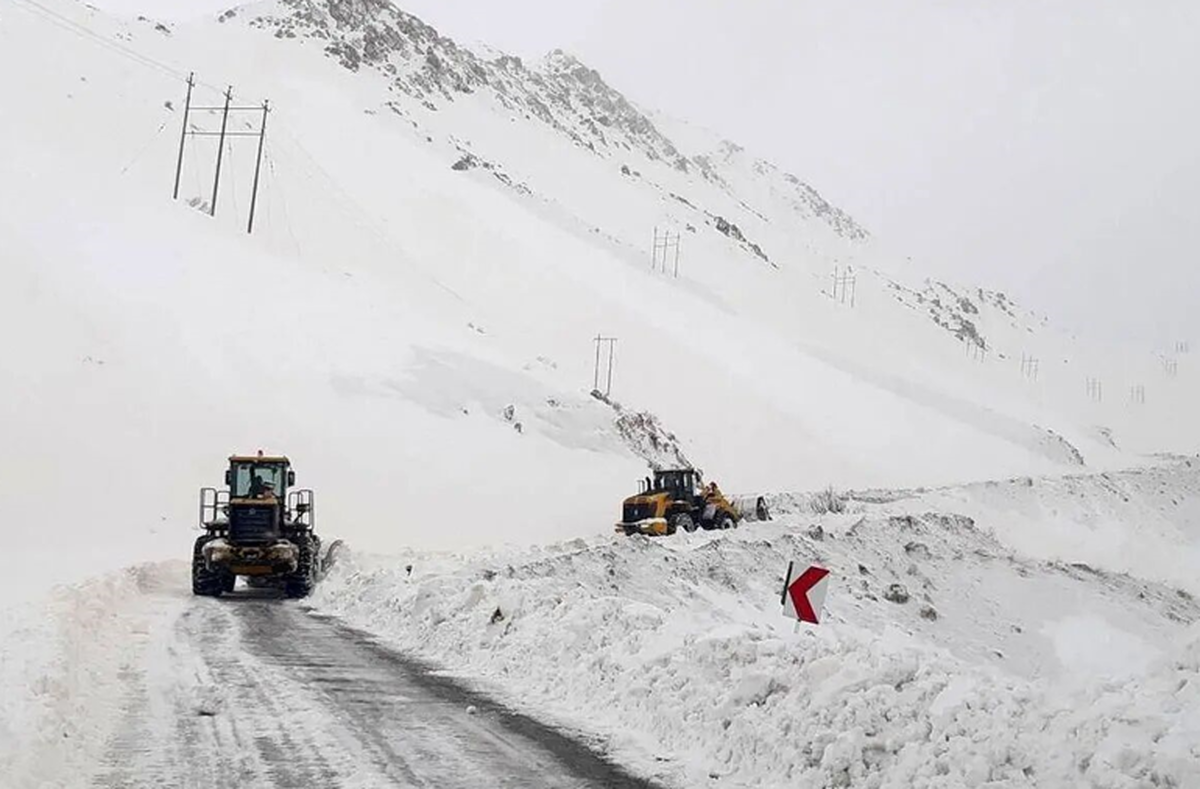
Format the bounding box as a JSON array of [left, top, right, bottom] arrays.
[[653, 469, 699, 497], [226, 453, 295, 501]]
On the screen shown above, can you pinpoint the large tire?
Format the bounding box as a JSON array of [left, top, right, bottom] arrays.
[[284, 535, 316, 599], [670, 512, 697, 533], [192, 536, 226, 597], [717, 514, 737, 531]]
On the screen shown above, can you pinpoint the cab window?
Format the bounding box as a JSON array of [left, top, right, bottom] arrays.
[[232, 463, 285, 498]]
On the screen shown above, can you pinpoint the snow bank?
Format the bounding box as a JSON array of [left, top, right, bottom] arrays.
[[313, 507, 1200, 788], [0, 563, 184, 789], [887, 460, 1200, 595]]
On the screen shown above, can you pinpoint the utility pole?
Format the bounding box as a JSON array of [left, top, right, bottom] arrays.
[[606, 339, 616, 396], [172, 72, 194, 200], [831, 266, 857, 307], [209, 86, 233, 217], [247, 99, 269, 234], [652, 227, 681, 276], [172, 75, 271, 232], [593, 335, 618, 397]]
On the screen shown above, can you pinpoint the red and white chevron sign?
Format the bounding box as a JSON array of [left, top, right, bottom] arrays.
[[781, 562, 830, 625]]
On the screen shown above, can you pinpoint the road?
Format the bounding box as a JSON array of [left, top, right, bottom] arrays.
[[92, 589, 656, 789]]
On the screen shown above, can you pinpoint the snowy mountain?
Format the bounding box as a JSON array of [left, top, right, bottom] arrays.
[[254, 0, 868, 243], [1, 0, 1198, 786]]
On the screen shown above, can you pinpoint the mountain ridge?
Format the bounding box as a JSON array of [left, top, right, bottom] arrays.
[[250, 0, 869, 241]]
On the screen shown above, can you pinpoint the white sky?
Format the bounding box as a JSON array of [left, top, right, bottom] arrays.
[[396, 0, 1200, 347]]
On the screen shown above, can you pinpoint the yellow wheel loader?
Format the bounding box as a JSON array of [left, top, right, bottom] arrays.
[[193, 452, 339, 598], [616, 469, 740, 536]]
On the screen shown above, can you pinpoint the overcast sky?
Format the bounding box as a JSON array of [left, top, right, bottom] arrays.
[[397, 1, 1199, 346]]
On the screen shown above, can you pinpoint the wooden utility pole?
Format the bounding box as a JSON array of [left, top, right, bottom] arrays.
[[247, 99, 269, 234], [652, 227, 681, 276], [210, 86, 233, 217], [171, 75, 272, 233], [172, 72, 194, 200], [594, 334, 603, 391], [831, 266, 857, 307], [593, 335, 618, 397]]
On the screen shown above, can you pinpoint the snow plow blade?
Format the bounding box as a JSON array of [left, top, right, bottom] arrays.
[[318, 539, 346, 580]]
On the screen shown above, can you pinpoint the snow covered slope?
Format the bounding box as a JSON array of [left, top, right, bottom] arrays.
[[4, 0, 1197, 588]]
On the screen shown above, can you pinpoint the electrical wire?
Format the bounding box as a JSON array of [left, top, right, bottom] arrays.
[[189, 133, 205, 206], [11, 0, 229, 99], [12, 0, 183, 82], [12, 0, 462, 305], [266, 152, 303, 260], [118, 115, 170, 176], [272, 118, 466, 303], [226, 139, 239, 216]]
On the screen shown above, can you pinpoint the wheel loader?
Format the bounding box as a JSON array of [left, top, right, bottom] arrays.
[[192, 452, 340, 598], [616, 468, 740, 536]]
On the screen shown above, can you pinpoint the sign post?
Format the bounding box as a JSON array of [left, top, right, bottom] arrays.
[[781, 561, 830, 625]]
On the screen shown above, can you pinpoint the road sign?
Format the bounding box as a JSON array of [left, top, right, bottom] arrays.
[[781, 561, 830, 625]]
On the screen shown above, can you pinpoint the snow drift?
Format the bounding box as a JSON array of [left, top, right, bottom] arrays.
[[313, 462, 1200, 788]]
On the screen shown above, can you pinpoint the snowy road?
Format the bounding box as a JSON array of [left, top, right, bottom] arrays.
[[91, 589, 655, 789]]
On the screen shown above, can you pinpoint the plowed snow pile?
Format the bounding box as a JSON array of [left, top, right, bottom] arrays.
[[0, 564, 187, 787], [314, 463, 1200, 788]]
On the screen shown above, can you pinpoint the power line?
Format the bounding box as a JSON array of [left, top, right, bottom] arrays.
[[11, 0, 469, 305], [226, 139, 239, 217], [188, 133, 204, 206], [271, 118, 467, 303], [265, 152, 303, 259], [10, 0, 226, 97], [12, 0, 183, 82], [119, 115, 171, 176]]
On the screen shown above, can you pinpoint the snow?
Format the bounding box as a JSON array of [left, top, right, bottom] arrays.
[[0, 0, 1198, 784], [3, 0, 1195, 580], [0, 563, 186, 788], [1043, 614, 1161, 678], [310, 465, 1200, 786]]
